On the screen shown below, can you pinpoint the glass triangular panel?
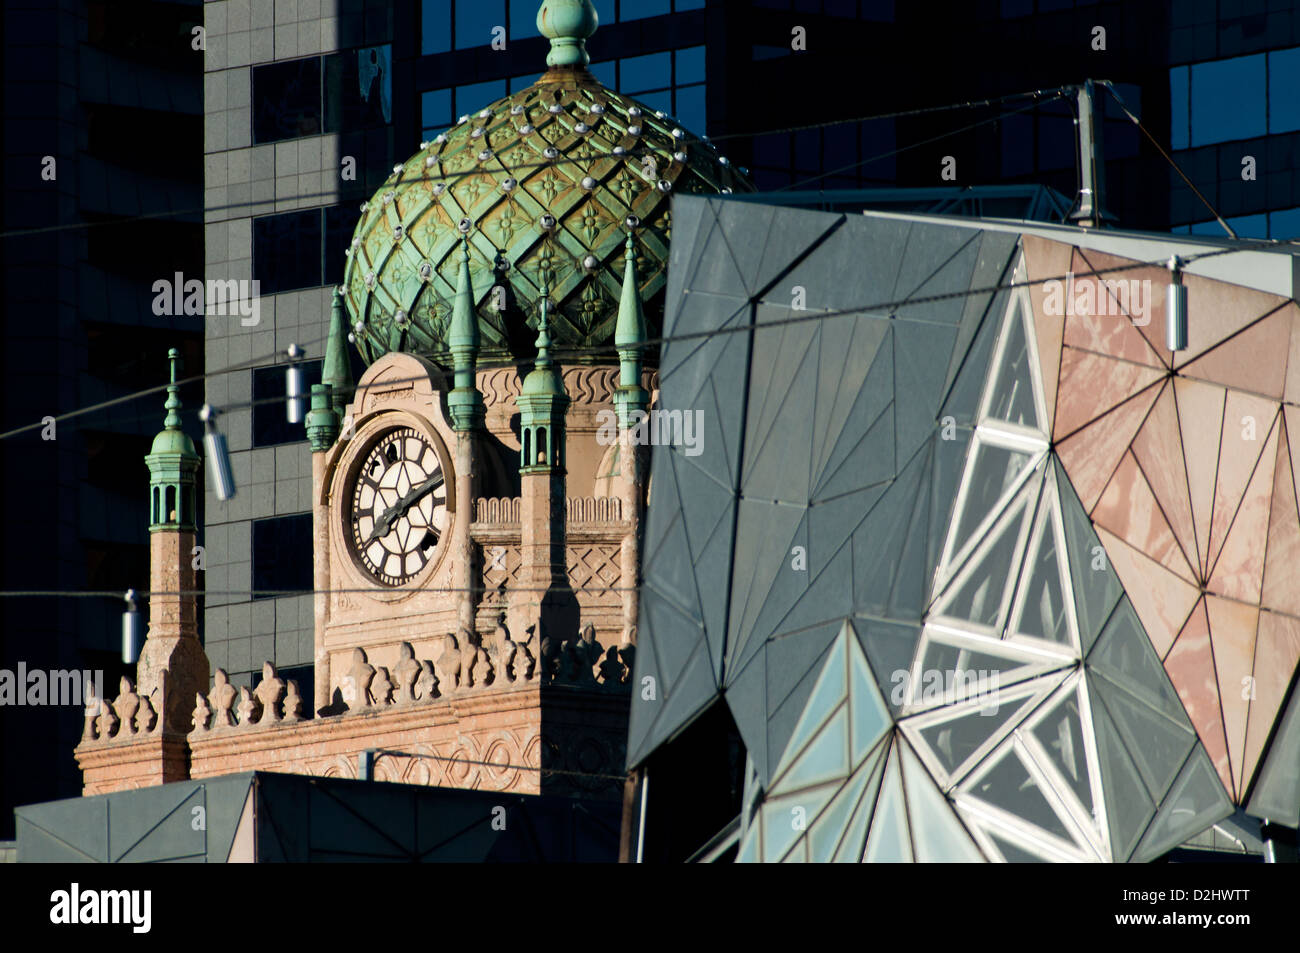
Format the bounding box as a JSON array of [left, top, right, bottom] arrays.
[[735, 826, 759, 863], [1132, 746, 1232, 862], [807, 750, 879, 862], [1055, 457, 1123, 653], [1088, 597, 1190, 724], [1009, 494, 1076, 648], [912, 630, 1069, 710], [864, 744, 913, 862], [967, 747, 1075, 844], [776, 706, 850, 794], [848, 631, 892, 765], [944, 439, 1037, 575], [900, 740, 986, 862], [1093, 675, 1196, 802], [1029, 682, 1095, 816], [937, 489, 1033, 629], [981, 290, 1044, 432], [989, 832, 1050, 863], [1089, 690, 1155, 862], [778, 635, 847, 769], [760, 784, 837, 863], [834, 742, 888, 862], [916, 698, 1024, 778]]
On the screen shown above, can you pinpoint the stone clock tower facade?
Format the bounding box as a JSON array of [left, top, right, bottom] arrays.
[[75, 0, 751, 802]]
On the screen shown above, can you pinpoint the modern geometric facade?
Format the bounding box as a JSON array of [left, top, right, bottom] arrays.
[[628, 195, 1300, 860]]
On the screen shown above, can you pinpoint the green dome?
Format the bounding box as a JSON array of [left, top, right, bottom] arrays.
[[150, 428, 197, 457], [341, 65, 753, 367]]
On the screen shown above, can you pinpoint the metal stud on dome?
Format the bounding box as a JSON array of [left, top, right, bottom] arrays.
[[625, 214, 640, 229], [657, 180, 672, 193], [672, 128, 685, 139], [360, 201, 368, 212], [354, 320, 365, 335], [458, 114, 470, 124], [720, 156, 730, 167], [425, 155, 436, 168], [575, 122, 590, 134], [511, 104, 525, 115], [420, 140, 430, 149], [478, 149, 493, 161], [393, 163, 404, 174], [458, 217, 473, 233], [548, 103, 563, 113], [471, 127, 485, 138], [674, 151, 688, 163], [544, 146, 559, 159], [395, 309, 407, 326], [479, 108, 491, 118], [502, 177, 517, 192], [435, 133, 447, 144], [582, 254, 599, 270], [419, 261, 433, 280], [351, 237, 360, 250], [590, 103, 605, 114], [433, 183, 445, 195], [347, 332, 356, 344], [393, 225, 404, 242], [540, 214, 557, 230], [628, 106, 641, 117], [612, 146, 626, 155], [364, 272, 376, 288], [382, 191, 395, 205], [655, 110, 666, 119], [581, 176, 597, 190], [721, 187, 733, 194], [519, 123, 534, 134], [628, 125, 642, 136]]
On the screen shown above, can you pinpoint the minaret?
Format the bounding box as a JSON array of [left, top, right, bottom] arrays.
[[513, 285, 576, 647], [615, 235, 650, 648], [446, 239, 484, 632], [306, 379, 340, 712], [323, 288, 354, 420], [137, 348, 209, 737]]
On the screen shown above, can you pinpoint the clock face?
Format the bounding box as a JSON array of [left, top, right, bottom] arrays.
[[346, 426, 449, 586]]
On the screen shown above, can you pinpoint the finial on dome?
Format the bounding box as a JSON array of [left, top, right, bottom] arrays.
[[323, 288, 354, 418], [162, 347, 183, 431], [538, 0, 598, 69], [535, 278, 554, 364]]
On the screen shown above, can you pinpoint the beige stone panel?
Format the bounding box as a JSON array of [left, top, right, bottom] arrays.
[[1056, 378, 1161, 511], [1053, 347, 1162, 443], [1095, 525, 1200, 659], [1205, 595, 1260, 798], [1132, 382, 1200, 577], [1064, 248, 1165, 368], [1173, 377, 1227, 571], [1207, 416, 1278, 604], [1093, 450, 1196, 583], [1207, 393, 1278, 572], [1243, 611, 1300, 795], [1180, 306, 1291, 399], [1262, 421, 1300, 617], [1070, 246, 1171, 368], [1174, 273, 1290, 369], [1164, 598, 1233, 798]]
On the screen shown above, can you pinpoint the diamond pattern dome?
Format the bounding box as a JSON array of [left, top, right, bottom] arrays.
[[342, 71, 752, 367]]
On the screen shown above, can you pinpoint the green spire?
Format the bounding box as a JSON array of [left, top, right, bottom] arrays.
[[324, 288, 353, 418], [305, 383, 341, 452], [447, 239, 484, 432], [518, 280, 569, 470], [146, 348, 200, 530], [615, 235, 649, 426], [538, 0, 598, 69]]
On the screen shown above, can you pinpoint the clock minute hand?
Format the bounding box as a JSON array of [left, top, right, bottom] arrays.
[[361, 473, 444, 547]]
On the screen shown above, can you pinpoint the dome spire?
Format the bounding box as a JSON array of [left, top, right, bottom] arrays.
[[324, 288, 353, 418], [538, 0, 598, 69], [162, 347, 184, 431], [615, 235, 650, 426], [447, 238, 484, 432]]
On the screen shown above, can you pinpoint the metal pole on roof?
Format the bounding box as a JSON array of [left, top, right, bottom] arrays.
[[1069, 80, 1116, 229]]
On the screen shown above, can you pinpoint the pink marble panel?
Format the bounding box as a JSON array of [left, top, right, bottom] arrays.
[[1180, 306, 1290, 399], [1164, 598, 1233, 798], [1095, 525, 1200, 659], [1094, 451, 1196, 583], [1207, 418, 1278, 604], [1066, 246, 1172, 368], [1056, 380, 1162, 511], [1243, 612, 1300, 795], [1205, 595, 1260, 797], [1262, 421, 1300, 618], [1054, 347, 1163, 442], [1174, 378, 1226, 572], [1062, 249, 1166, 368], [1175, 274, 1290, 368], [1131, 383, 1200, 579]]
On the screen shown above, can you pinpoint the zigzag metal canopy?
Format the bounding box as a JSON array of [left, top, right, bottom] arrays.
[[625, 198, 1291, 861]]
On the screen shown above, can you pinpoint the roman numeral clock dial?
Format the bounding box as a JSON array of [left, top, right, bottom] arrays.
[[346, 427, 449, 586]]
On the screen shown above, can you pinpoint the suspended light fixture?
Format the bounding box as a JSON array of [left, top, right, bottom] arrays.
[[285, 344, 305, 423], [1166, 255, 1188, 352], [201, 404, 236, 501], [122, 589, 143, 664]]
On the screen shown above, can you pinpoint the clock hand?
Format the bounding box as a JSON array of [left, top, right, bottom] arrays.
[[361, 472, 445, 547]]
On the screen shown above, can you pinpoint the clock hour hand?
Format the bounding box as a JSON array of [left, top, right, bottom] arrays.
[[361, 472, 444, 547]]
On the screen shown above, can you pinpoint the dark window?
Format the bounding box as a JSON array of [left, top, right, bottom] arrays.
[[1190, 53, 1265, 147], [456, 0, 504, 49], [253, 209, 322, 294], [253, 360, 323, 448], [252, 514, 313, 599], [253, 58, 323, 144], [422, 88, 452, 139], [324, 205, 357, 287], [325, 46, 392, 132], [422, 0, 451, 54]]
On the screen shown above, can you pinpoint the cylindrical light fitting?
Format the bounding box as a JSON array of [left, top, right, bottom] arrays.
[[122, 589, 143, 664], [1166, 255, 1188, 352], [286, 343, 305, 424], [200, 403, 236, 501]]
